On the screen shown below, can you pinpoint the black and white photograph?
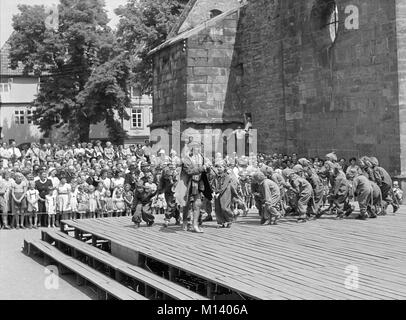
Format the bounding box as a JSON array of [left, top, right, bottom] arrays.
[[0, 0, 406, 307]]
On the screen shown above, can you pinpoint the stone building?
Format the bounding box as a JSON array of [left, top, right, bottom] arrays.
[[149, 0, 406, 176]]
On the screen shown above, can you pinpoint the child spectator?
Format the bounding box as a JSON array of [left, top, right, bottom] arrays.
[[104, 190, 114, 217], [87, 185, 97, 219], [95, 183, 106, 218], [0, 175, 10, 229], [393, 181, 403, 205], [57, 177, 71, 221], [11, 173, 27, 229], [70, 181, 78, 219], [151, 193, 167, 215], [123, 183, 134, 217], [45, 187, 57, 228], [112, 187, 125, 217], [77, 185, 89, 219], [26, 181, 39, 229]]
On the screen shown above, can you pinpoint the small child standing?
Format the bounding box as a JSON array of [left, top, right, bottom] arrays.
[[87, 185, 97, 219], [77, 185, 89, 219], [26, 181, 39, 229], [70, 182, 78, 219], [393, 181, 403, 206], [45, 187, 57, 228], [95, 183, 106, 218], [104, 190, 114, 217], [151, 193, 167, 215], [112, 187, 125, 217], [123, 184, 134, 217]]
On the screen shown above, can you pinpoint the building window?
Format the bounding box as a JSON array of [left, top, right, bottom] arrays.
[[27, 110, 33, 124], [310, 0, 339, 52], [131, 109, 143, 129], [14, 110, 25, 125], [210, 9, 223, 19], [0, 83, 10, 93], [14, 109, 33, 125], [325, 2, 339, 43]]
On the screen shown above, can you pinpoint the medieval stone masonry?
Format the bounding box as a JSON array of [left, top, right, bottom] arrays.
[[150, 0, 406, 175]]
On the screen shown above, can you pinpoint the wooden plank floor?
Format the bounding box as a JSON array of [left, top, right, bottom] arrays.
[[62, 208, 406, 300]]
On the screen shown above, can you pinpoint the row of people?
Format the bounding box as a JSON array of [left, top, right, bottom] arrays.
[[0, 139, 403, 231]]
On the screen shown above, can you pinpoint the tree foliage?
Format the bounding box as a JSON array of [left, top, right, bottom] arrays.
[[8, 0, 129, 142], [8, 0, 189, 142], [115, 0, 189, 94]]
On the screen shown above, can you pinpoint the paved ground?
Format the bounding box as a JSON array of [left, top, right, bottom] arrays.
[[0, 228, 96, 300], [1, 205, 405, 300]]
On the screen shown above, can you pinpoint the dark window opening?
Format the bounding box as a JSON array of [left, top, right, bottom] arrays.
[[210, 9, 223, 19], [310, 0, 339, 55]]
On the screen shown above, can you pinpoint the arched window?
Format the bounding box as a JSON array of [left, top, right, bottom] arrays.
[[210, 9, 223, 19], [324, 1, 339, 43], [310, 0, 339, 48]]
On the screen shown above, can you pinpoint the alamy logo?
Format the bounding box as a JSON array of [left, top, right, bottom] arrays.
[[344, 5, 359, 30], [44, 265, 59, 290], [45, 4, 59, 31], [344, 265, 359, 290]]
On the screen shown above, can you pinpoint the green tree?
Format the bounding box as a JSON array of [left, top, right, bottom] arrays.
[[8, 0, 130, 142], [115, 0, 188, 94]]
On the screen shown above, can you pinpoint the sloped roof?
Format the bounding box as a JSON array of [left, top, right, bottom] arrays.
[[148, 5, 242, 56], [167, 0, 198, 39], [0, 41, 26, 76]]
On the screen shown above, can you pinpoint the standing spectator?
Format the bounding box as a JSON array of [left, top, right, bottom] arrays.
[[26, 181, 39, 229], [393, 181, 403, 205], [142, 140, 152, 162], [11, 173, 27, 229], [54, 145, 65, 161], [45, 187, 57, 228], [85, 143, 95, 162], [25, 143, 41, 163], [104, 141, 115, 161], [35, 171, 53, 227], [339, 158, 348, 173], [48, 168, 60, 189], [57, 177, 71, 221], [39, 144, 48, 164], [70, 181, 78, 219], [111, 171, 125, 192], [9, 140, 21, 165], [0, 142, 11, 168], [94, 140, 104, 158], [87, 185, 97, 219], [0, 175, 10, 229], [100, 170, 112, 191]]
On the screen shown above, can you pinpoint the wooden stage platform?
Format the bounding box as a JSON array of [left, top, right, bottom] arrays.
[[44, 209, 406, 300]]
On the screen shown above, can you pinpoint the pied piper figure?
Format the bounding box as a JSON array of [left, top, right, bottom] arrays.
[[174, 142, 213, 233]]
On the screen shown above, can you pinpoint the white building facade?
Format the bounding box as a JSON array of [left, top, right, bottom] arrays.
[[0, 39, 152, 146]]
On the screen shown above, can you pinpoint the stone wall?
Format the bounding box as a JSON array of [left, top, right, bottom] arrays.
[[178, 0, 241, 34], [235, 0, 402, 174], [152, 41, 187, 128], [396, 0, 406, 175], [185, 10, 241, 123]]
